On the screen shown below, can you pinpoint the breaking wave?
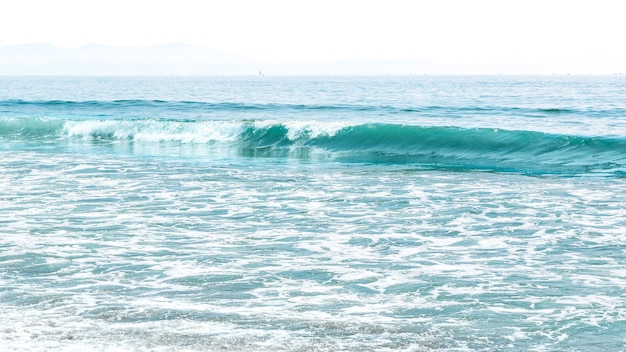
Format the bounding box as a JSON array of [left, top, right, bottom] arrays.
[[2, 116, 625, 175]]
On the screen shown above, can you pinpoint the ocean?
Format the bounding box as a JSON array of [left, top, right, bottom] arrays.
[[1, 75, 625, 351]]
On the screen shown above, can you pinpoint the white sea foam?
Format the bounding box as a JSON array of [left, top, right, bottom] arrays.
[[62, 119, 244, 143], [253, 119, 351, 140]]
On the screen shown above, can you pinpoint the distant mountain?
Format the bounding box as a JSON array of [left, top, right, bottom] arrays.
[[0, 43, 259, 75]]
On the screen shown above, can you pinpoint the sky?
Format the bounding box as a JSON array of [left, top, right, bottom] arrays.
[[1, 0, 625, 74]]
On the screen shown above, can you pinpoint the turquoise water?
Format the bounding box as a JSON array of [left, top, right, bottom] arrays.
[[1, 76, 626, 351]]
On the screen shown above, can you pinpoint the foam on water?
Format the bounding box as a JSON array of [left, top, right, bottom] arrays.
[[2, 147, 626, 350], [62, 119, 245, 143]]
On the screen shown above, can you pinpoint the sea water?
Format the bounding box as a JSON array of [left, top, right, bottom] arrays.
[[1, 76, 625, 351]]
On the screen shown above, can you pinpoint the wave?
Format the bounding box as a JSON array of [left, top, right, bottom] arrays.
[[0, 99, 381, 114], [2, 116, 626, 175], [1, 99, 622, 118]]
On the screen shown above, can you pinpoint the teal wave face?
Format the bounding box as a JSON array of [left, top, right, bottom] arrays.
[[0, 117, 65, 139], [319, 124, 626, 174], [244, 123, 626, 174]]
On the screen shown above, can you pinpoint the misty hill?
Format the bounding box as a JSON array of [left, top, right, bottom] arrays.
[[0, 43, 259, 75]]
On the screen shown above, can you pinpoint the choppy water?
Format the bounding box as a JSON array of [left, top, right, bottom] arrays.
[[1, 76, 626, 351]]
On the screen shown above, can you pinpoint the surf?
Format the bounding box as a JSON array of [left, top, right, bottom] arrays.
[[1, 116, 625, 175]]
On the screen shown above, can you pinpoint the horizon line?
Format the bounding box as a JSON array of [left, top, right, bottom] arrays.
[[1, 43, 624, 76]]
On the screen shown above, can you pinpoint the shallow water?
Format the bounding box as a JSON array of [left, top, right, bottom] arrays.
[[1, 76, 625, 351]]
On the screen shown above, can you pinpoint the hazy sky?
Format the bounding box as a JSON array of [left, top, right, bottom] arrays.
[[2, 0, 625, 73]]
